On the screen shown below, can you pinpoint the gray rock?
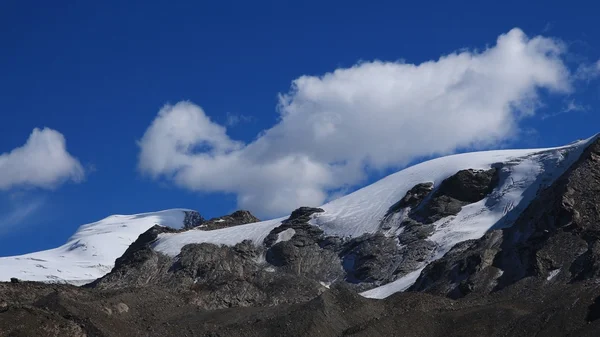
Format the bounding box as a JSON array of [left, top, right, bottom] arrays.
[[395, 240, 437, 275], [413, 168, 499, 224], [340, 233, 401, 284], [263, 207, 324, 248], [283, 207, 325, 225], [436, 168, 499, 203], [264, 207, 343, 282], [398, 219, 435, 245], [197, 210, 260, 231], [267, 241, 343, 282], [91, 223, 325, 310], [183, 211, 205, 229], [388, 182, 434, 213]]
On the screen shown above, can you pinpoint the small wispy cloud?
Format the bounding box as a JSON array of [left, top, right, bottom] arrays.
[[0, 194, 45, 234], [541, 99, 589, 120], [574, 60, 600, 82], [542, 22, 554, 33], [225, 112, 254, 127]]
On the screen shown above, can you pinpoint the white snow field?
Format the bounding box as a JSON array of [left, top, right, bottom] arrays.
[[0, 136, 595, 296], [0, 209, 190, 284]]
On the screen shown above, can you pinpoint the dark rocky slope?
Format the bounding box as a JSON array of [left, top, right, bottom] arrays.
[[410, 136, 600, 298], [2, 278, 600, 336]]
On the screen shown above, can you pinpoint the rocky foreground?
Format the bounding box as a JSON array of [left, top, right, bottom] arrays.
[[1, 278, 600, 336], [3, 137, 600, 336]]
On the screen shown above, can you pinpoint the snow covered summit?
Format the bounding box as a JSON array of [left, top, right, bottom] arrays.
[[0, 209, 192, 284]]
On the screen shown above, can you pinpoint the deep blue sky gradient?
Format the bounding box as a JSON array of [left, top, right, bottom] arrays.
[[1, 0, 599, 255]]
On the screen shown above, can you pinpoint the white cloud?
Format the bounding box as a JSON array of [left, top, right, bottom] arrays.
[[0, 128, 84, 190], [138, 28, 579, 218], [0, 198, 44, 231]]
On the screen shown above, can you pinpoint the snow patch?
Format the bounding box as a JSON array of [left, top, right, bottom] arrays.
[[319, 281, 331, 289], [275, 228, 296, 244], [153, 217, 286, 256], [360, 268, 424, 299], [547, 269, 560, 281]]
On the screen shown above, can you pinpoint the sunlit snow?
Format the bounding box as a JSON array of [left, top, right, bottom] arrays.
[[0, 209, 189, 284]]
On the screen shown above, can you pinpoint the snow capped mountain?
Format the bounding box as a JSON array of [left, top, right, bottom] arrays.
[[150, 136, 594, 298], [0, 136, 595, 296], [0, 209, 191, 284]]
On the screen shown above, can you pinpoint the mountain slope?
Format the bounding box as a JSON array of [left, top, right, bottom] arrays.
[[0, 209, 193, 284], [410, 133, 600, 298], [148, 136, 594, 298]]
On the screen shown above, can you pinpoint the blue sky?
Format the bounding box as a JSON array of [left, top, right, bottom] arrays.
[[1, 0, 599, 256]]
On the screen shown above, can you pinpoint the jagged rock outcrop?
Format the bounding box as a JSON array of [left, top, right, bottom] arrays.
[[264, 207, 344, 282], [87, 225, 179, 289], [410, 138, 600, 298], [341, 233, 400, 284], [182, 211, 205, 229], [387, 182, 434, 213], [396, 239, 438, 275], [92, 237, 325, 309], [374, 169, 501, 282], [183, 210, 260, 231], [171, 241, 325, 309], [263, 207, 325, 248], [91, 209, 324, 309], [413, 168, 499, 223], [197, 210, 260, 230]]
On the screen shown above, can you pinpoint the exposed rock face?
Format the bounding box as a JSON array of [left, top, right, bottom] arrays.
[[182, 211, 205, 229], [396, 239, 437, 275], [92, 237, 324, 310], [375, 170, 500, 281], [397, 219, 435, 244], [387, 182, 434, 213], [414, 168, 499, 223], [261, 171, 500, 292], [264, 207, 343, 282], [436, 168, 500, 203], [263, 207, 325, 249], [410, 138, 600, 298], [197, 210, 260, 230], [172, 241, 324, 309], [341, 233, 400, 284], [88, 225, 180, 289], [183, 210, 260, 231]]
